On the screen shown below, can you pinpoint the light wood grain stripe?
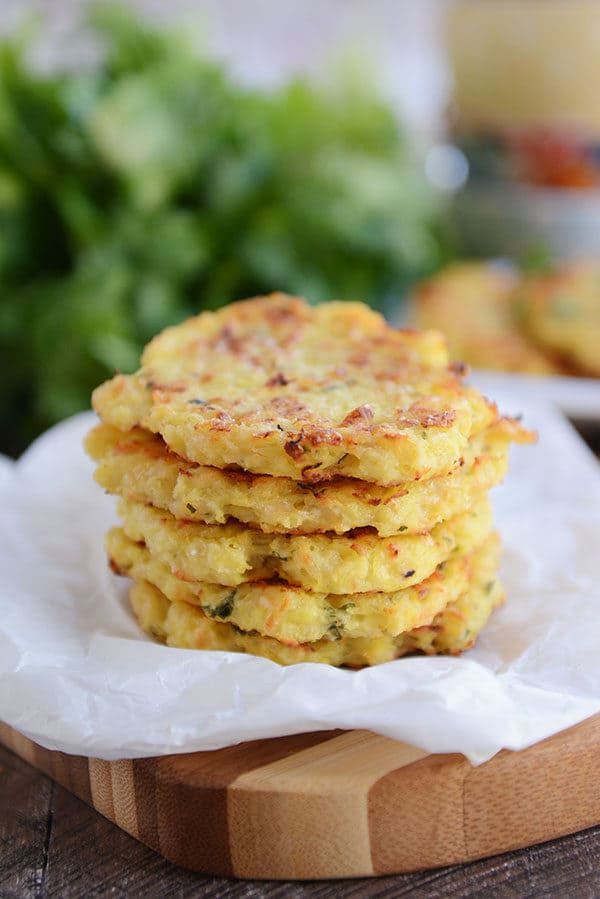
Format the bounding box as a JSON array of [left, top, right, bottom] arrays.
[[89, 758, 115, 822], [110, 760, 140, 839], [0, 723, 16, 755], [464, 715, 600, 857], [227, 730, 427, 879], [5, 728, 38, 766]]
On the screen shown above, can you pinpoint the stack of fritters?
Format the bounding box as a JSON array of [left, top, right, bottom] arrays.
[[86, 294, 533, 667]]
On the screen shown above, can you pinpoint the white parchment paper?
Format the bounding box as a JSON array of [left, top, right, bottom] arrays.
[[1, 374, 600, 764]]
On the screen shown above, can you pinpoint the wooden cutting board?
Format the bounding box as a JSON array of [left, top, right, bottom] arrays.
[[1, 717, 599, 880]]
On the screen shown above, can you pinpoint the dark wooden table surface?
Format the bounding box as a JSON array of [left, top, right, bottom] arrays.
[[3, 420, 600, 899]]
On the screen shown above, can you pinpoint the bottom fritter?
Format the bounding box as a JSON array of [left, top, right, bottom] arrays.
[[128, 533, 504, 667]]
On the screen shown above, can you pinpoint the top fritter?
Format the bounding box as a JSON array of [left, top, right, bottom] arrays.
[[92, 294, 498, 486]]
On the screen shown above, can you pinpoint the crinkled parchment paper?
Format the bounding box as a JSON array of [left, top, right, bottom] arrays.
[[1, 374, 599, 764]]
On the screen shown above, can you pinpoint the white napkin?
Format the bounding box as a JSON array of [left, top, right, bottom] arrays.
[[1, 374, 599, 764]]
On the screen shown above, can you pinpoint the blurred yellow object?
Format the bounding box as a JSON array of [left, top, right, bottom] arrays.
[[413, 260, 600, 378], [518, 261, 600, 377], [447, 0, 600, 134], [413, 263, 561, 374]]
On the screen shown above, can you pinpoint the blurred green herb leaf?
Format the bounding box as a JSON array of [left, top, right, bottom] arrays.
[[0, 3, 448, 455]]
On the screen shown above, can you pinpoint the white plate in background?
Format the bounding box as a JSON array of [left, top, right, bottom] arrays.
[[470, 370, 600, 423]]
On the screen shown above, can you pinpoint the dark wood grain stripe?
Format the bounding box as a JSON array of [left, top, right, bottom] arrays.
[[46, 747, 71, 790], [63, 755, 93, 805], [368, 752, 469, 874], [0, 725, 93, 806], [131, 758, 160, 851]]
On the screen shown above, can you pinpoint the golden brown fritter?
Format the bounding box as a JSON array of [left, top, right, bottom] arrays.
[[86, 418, 531, 536], [117, 495, 493, 595], [518, 260, 600, 377], [92, 293, 498, 485], [108, 527, 479, 644], [414, 262, 561, 374], [128, 532, 503, 666]]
